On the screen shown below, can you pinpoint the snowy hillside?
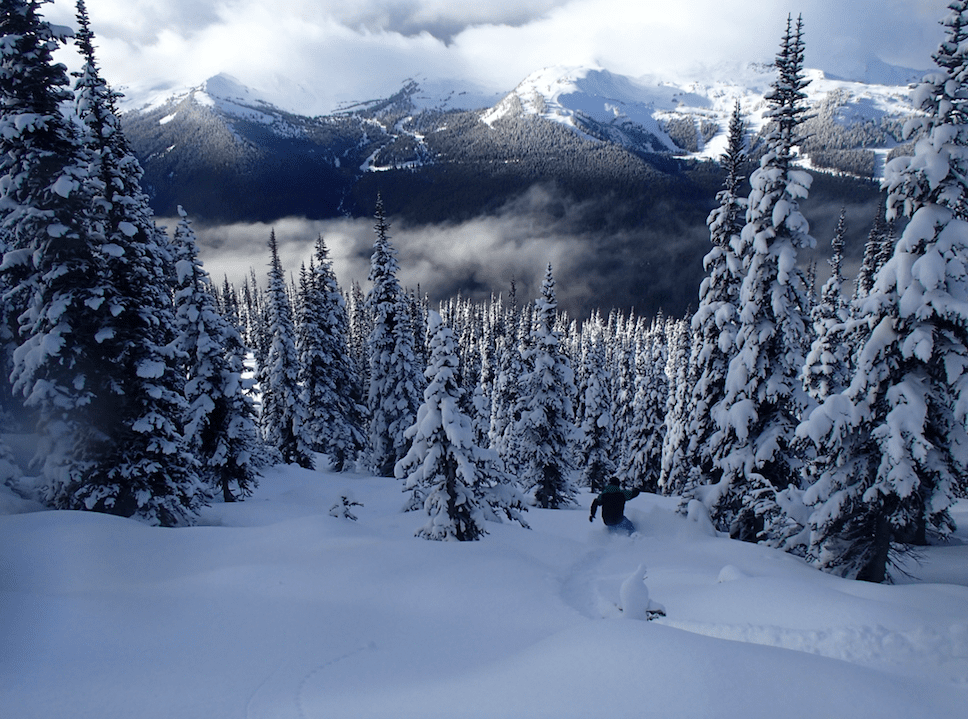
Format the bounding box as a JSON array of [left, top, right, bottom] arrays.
[[2, 465, 966, 718], [128, 62, 918, 178], [483, 64, 916, 172]]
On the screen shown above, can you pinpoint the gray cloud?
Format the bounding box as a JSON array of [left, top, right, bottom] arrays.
[[45, 0, 945, 116]]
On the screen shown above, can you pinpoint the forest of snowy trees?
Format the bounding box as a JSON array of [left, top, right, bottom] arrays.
[[3, 0, 968, 584]]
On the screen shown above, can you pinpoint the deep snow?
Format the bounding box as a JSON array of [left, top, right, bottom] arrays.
[[1, 463, 966, 718]]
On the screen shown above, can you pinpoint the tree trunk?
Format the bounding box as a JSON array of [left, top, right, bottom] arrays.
[[858, 510, 892, 583]]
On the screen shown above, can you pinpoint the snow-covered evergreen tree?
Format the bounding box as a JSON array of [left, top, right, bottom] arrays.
[[366, 196, 421, 477], [396, 311, 528, 540], [260, 230, 313, 468], [490, 287, 528, 478], [659, 317, 693, 493], [71, 1, 203, 523], [576, 316, 615, 492], [407, 286, 429, 382], [0, 0, 98, 444], [346, 279, 370, 395], [707, 15, 815, 542], [620, 316, 668, 491], [517, 266, 578, 508], [607, 311, 638, 471], [297, 236, 365, 470], [854, 203, 891, 301], [677, 101, 747, 499], [799, 2, 968, 581], [173, 207, 263, 501], [2, 0, 203, 524], [471, 296, 500, 448], [802, 207, 852, 402]]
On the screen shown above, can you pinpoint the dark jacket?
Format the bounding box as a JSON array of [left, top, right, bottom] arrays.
[[590, 484, 640, 526]]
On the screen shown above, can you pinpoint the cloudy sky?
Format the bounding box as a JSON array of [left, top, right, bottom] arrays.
[[45, 0, 945, 115]]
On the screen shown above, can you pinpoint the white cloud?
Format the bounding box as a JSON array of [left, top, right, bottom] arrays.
[[44, 0, 943, 115]]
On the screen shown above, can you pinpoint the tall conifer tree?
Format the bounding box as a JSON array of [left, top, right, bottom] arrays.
[[366, 195, 421, 476], [576, 316, 615, 492], [708, 16, 814, 541], [518, 266, 578, 508], [260, 230, 313, 468], [297, 236, 365, 470], [677, 101, 747, 499], [396, 311, 528, 539], [802, 207, 851, 402], [173, 208, 263, 501], [1, 1, 202, 523], [621, 316, 668, 491]]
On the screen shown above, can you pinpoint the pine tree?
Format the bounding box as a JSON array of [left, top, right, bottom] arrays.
[[346, 280, 370, 394], [855, 202, 889, 301], [799, 2, 968, 581], [471, 296, 500, 448], [490, 287, 527, 476], [708, 15, 814, 542], [260, 230, 313, 468], [518, 265, 578, 508], [678, 101, 747, 499], [802, 207, 852, 402], [366, 195, 421, 476], [245, 267, 269, 371], [621, 316, 668, 491], [395, 311, 528, 540], [2, 1, 203, 524], [1, 0, 99, 438], [608, 311, 638, 471], [173, 207, 263, 501], [659, 318, 693, 493], [575, 316, 615, 492], [297, 236, 365, 470], [72, 1, 203, 523]]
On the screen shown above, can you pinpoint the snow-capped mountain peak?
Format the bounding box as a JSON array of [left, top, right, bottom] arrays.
[[480, 63, 917, 166]]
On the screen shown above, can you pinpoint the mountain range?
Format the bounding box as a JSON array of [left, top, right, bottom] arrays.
[[120, 64, 917, 317]]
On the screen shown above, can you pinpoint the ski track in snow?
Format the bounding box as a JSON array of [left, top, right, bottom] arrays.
[[244, 660, 286, 719], [558, 531, 655, 620], [295, 643, 377, 719], [558, 544, 609, 618], [245, 643, 377, 719]]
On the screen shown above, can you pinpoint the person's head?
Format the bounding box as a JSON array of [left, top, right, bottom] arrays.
[[606, 477, 621, 488]]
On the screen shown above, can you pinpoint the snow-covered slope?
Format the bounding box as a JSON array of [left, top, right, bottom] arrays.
[[1, 465, 966, 718], [482, 64, 916, 168], [145, 73, 304, 129]]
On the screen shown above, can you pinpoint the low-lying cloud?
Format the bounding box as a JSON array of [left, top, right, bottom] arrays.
[[179, 180, 885, 323], [179, 188, 598, 317], [176, 185, 708, 320]]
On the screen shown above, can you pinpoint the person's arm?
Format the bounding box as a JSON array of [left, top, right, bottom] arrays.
[[589, 496, 600, 522], [623, 488, 641, 500]]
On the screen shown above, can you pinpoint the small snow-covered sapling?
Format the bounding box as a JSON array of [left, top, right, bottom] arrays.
[[329, 493, 363, 521]]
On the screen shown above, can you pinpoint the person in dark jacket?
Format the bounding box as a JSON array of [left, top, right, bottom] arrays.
[[589, 477, 641, 534]]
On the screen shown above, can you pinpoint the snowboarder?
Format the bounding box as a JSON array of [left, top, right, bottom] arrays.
[[589, 478, 641, 534]]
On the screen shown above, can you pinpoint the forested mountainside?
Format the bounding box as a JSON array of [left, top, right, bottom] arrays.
[[122, 67, 900, 226], [121, 70, 890, 318]]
